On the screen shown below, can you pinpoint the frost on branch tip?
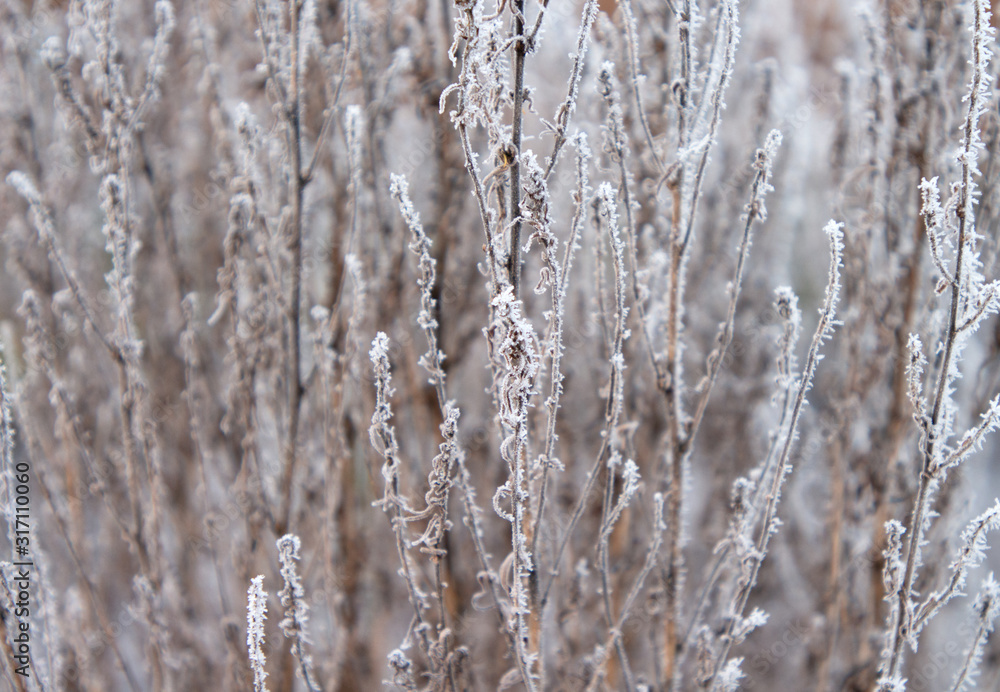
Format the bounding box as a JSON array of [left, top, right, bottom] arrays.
[[276, 534, 318, 690], [387, 648, 417, 690], [520, 151, 558, 297], [746, 130, 782, 221], [716, 657, 745, 692], [7, 171, 42, 205], [951, 501, 1000, 593], [875, 676, 907, 692], [821, 221, 845, 325], [276, 535, 306, 637], [940, 396, 1000, 473], [390, 174, 449, 386], [772, 286, 802, 396], [246, 575, 269, 692], [369, 332, 402, 494], [919, 177, 956, 289], [906, 334, 928, 426], [952, 573, 1000, 691]]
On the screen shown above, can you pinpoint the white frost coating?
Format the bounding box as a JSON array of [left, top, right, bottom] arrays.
[[6, 172, 41, 205], [276, 534, 318, 690], [298, 0, 321, 72], [246, 575, 269, 692], [952, 572, 1000, 691], [716, 657, 744, 692]]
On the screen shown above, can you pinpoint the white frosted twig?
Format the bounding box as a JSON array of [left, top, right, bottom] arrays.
[[247, 575, 270, 692], [386, 648, 418, 691], [596, 452, 642, 691], [440, 2, 505, 289], [679, 0, 740, 254], [368, 334, 428, 611], [710, 222, 844, 690], [938, 396, 1000, 473], [597, 64, 667, 398], [584, 493, 666, 692], [950, 573, 1000, 692], [390, 175, 447, 394], [304, 0, 355, 181], [882, 1, 996, 678], [687, 130, 782, 458], [913, 501, 1000, 636], [489, 284, 539, 690], [367, 334, 446, 678], [531, 133, 590, 564], [276, 535, 319, 691], [906, 334, 929, 436], [683, 287, 801, 650], [617, 0, 664, 171], [539, 183, 628, 614], [542, 0, 598, 177], [389, 171, 514, 673], [919, 177, 956, 287]]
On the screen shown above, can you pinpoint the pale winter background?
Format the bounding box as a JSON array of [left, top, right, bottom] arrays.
[[4, 0, 1000, 690]]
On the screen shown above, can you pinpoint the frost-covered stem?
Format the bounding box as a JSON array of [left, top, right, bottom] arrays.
[[454, 460, 509, 626], [680, 0, 738, 253], [685, 131, 780, 462], [596, 458, 641, 692], [253, 1, 290, 105], [657, 5, 740, 661], [539, 186, 626, 613], [681, 171, 796, 659], [950, 574, 1000, 692], [676, 0, 693, 151], [128, 0, 175, 130], [279, 0, 306, 536], [447, 21, 502, 287], [585, 494, 666, 692], [531, 135, 590, 562], [490, 288, 540, 690], [540, 444, 611, 612], [920, 178, 956, 287], [42, 37, 101, 148], [951, 620, 992, 692], [939, 396, 1000, 471], [662, 214, 685, 689], [101, 156, 167, 642], [594, 184, 634, 690], [542, 0, 597, 178], [618, 0, 663, 171], [709, 222, 844, 690], [390, 174, 459, 637], [886, 2, 992, 677], [368, 335, 437, 667], [508, 0, 527, 297], [913, 501, 1000, 636], [247, 575, 270, 692], [276, 535, 319, 691], [598, 465, 635, 692], [597, 65, 669, 397]]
